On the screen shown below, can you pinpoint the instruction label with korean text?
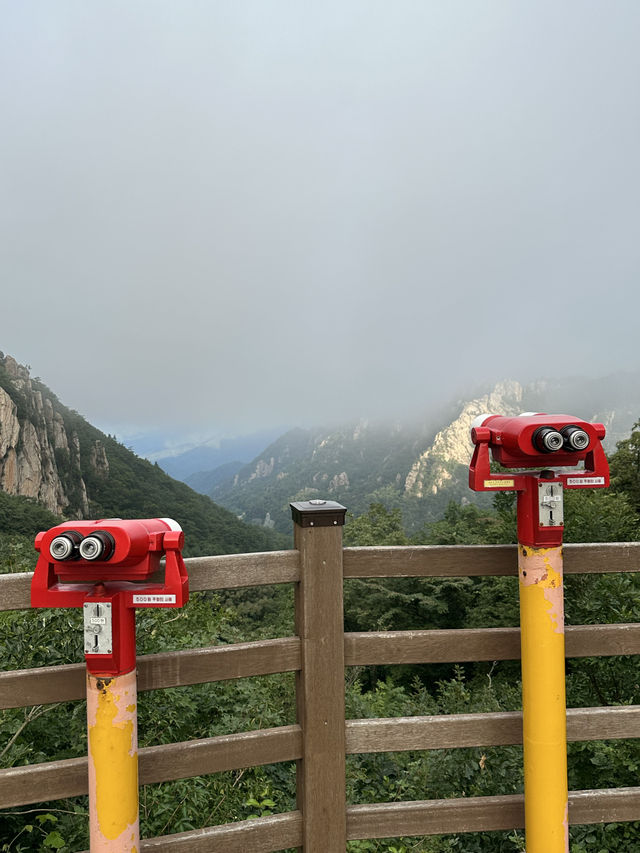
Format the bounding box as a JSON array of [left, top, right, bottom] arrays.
[[133, 594, 177, 604]]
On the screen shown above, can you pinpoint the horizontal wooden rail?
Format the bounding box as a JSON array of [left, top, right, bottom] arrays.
[[185, 550, 300, 591], [343, 542, 640, 578], [4, 623, 640, 710], [345, 705, 640, 753], [0, 725, 303, 808], [344, 623, 640, 665], [2, 543, 638, 612], [0, 551, 301, 612], [85, 812, 305, 853], [142, 812, 304, 853], [75, 787, 640, 850], [0, 637, 301, 709], [5, 705, 638, 809], [0, 571, 32, 611], [346, 786, 640, 839]]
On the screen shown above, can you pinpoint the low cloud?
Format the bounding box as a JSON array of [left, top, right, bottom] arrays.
[[2, 2, 639, 435]]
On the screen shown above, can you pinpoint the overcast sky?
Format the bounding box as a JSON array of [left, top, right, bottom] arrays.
[[2, 1, 639, 442]]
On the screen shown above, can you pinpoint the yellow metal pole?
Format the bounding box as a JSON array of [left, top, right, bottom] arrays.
[[87, 668, 140, 852], [518, 543, 569, 853]]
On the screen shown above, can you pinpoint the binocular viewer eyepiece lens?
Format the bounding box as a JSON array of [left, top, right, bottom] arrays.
[[49, 530, 115, 562], [79, 531, 115, 561], [79, 536, 105, 561], [50, 531, 82, 561], [50, 537, 74, 560], [532, 425, 591, 454], [562, 425, 590, 451], [533, 427, 564, 453]]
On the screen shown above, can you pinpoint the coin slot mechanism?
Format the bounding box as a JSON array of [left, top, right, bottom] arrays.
[[83, 601, 113, 655], [538, 481, 564, 528]]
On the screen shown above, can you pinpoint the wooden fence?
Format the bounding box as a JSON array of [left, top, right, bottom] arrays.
[[1, 502, 640, 851]]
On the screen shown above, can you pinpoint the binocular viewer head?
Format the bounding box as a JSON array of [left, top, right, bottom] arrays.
[[471, 413, 606, 469], [35, 518, 184, 582]]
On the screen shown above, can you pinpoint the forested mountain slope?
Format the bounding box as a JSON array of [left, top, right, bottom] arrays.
[[200, 375, 640, 535], [0, 353, 287, 555]]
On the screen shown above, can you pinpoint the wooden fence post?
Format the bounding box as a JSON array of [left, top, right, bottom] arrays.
[[290, 500, 347, 852]]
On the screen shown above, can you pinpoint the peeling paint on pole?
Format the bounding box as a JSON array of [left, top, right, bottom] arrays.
[[87, 669, 140, 852], [519, 545, 565, 633], [518, 544, 569, 853]]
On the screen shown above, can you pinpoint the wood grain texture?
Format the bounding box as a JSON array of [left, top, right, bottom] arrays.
[[0, 661, 85, 709], [568, 786, 640, 824], [563, 542, 640, 575], [0, 571, 32, 611], [567, 623, 640, 657], [138, 638, 301, 692], [347, 794, 525, 838], [344, 623, 640, 666], [344, 628, 521, 664], [185, 550, 300, 591], [0, 726, 303, 808], [342, 542, 640, 578], [294, 522, 347, 852], [79, 812, 304, 853], [139, 725, 302, 785], [0, 638, 301, 709], [0, 756, 87, 807], [345, 705, 640, 753], [343, 545, 516, 578], [346, 787, 640, 838]]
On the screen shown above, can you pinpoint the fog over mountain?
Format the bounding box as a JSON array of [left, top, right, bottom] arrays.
[[179, 373, 640, 535], [2, 2, 639, 437]]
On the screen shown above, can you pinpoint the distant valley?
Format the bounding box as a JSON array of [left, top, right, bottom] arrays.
[[2, 348, 638, 547], [0, 353, 287, 555]]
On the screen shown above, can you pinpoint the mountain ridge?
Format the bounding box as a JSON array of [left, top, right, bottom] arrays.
[[197, 374, 640, 535], [0, 352, 287, 556]]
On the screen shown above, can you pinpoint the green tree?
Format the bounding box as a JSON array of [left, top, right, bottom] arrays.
[[0, 492, 60, 541], [418, 502, 504, 545], [343, 503, 409, 546], [563, 489, 640, 544], [609, 420, 640, 512]]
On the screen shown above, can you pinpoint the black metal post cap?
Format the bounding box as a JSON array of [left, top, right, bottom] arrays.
[[290, 500, 347, 528]]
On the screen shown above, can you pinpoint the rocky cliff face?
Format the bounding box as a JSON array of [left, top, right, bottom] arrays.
[[0, 354, 109, 517], [401, 376, 638, 499], [404, 380, 524, 498]]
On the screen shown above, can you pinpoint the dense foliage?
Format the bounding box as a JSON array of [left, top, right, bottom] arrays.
[[0, 492, 60, 539], [1, 424, 640, 850]]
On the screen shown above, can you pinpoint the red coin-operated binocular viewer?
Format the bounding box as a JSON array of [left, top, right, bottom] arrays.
[[31, 519, 189, 851], [469, 417, 610, 852], [469, 413, 609, 546], [31, 517, 189, 675]]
